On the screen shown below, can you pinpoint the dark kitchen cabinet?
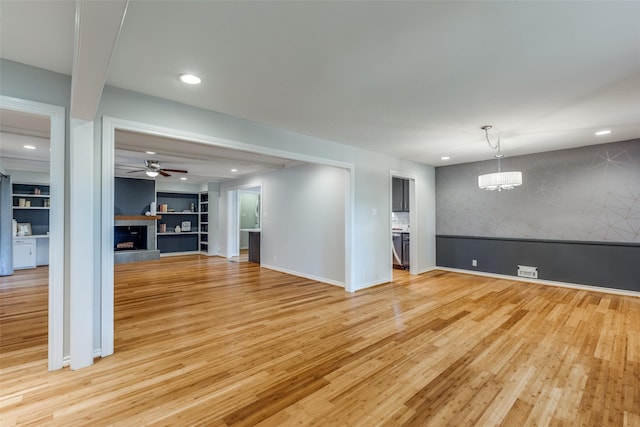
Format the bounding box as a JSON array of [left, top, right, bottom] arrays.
[[392, 177, 410, 212]]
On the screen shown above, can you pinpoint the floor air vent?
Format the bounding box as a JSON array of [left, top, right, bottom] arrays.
[[517, 265, 538, 279]]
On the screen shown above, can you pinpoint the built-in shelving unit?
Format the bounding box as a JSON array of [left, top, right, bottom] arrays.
[[12, 183, 50, 268], [156, 192, 199, 254], [199, 192, 208, 253]]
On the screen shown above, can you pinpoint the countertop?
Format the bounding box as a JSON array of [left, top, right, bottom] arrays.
[[14, 234, 50, 239]]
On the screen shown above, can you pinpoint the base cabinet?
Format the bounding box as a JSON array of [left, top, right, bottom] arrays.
[[13, 239, 36, 269]]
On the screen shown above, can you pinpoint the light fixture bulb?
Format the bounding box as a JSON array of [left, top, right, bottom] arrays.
[[146, 170, 159, 177], [180, 177, 187, 181], [441, 156, 451, 161], [145, 150, 156, 155], [230, 169, 238, 172], [24, 145, 36, 150], [178, 73, 202, 85], [594, 129, 612, 136]]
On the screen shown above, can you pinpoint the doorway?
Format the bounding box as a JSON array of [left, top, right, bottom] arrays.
[[0, 96, 65, 370], [227, 185, 261, 261], [390, 172, 417, 281]]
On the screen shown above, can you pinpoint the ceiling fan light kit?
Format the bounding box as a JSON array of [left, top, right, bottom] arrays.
[[127, 160, 188, 178], [478, 125, 523, 191]]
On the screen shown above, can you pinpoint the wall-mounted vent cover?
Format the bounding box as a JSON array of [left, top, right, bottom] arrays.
[[517, 265, 538, 279]]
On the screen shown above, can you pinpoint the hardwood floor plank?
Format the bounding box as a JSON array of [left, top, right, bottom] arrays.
[[1, 257, 639, 425]]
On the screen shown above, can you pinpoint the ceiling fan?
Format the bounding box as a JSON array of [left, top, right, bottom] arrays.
[[127, 160, 188, 177]]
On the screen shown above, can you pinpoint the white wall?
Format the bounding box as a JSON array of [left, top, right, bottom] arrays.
[[220, 163, 347, 286]]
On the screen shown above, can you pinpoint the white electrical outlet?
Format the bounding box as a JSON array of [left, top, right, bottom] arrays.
[[472, 259, 478, 267]]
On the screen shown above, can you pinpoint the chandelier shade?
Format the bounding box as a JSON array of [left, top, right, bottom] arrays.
[[478, 171, 522, 191], [477, 125, 523, 191]]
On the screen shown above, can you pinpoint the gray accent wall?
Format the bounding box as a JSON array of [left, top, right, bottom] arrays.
[[437, 139, 640, 242], [436, 140, 640, 292]]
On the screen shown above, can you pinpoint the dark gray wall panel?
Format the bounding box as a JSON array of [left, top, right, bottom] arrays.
[[436, 235, 640, 292], [114, 177, 155, 215]]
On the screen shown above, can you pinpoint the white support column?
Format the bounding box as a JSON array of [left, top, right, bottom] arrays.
[[69, 118, 94, 370]]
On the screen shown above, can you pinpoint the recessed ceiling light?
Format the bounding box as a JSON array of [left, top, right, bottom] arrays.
[[180, 177, 187, 181], [178, 73, 202, 85], [230, 169, 238, 172], [441, 156, 451, 161], [594, 129, 612, 136], [24, 145, 36, 150], [145, 150, 156, 155]]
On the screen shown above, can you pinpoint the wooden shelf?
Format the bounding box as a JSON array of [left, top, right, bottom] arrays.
[[115, 215, 162, 221], [13, 193, 50, 198], [156, 211, 197, 215]]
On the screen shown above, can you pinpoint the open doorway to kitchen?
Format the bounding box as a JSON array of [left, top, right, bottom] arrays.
[[390, 172, 417, 282], [227, 185, 262, 263], [0, 97, 65, 371]]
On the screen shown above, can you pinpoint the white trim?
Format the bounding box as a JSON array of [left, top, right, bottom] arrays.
[[101, 117, 354, 170], [389, 171, 418, 279], [345, 167, 354, 292], [352, 277, 392, 292], [436, 267, 640, 298], [415, 266, 439, 275], [261, 263, 345, 288], [101, 117, 115, 357], [101, 116, 357, 359], [0, 96, 66, 371]]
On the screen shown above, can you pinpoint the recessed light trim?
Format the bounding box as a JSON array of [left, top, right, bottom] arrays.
[[145, 150, 156, 155], [230, 169, 238, 172], [178, 73, 202, 85], [441, 156, 451, 161], [594, 129, 612, 136], [180, 177, 187, 181], [24, 145, 36, 150]]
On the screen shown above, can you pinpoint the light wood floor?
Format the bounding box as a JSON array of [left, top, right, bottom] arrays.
[[1, 256, 639, 426]]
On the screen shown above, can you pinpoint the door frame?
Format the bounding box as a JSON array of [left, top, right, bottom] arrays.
[[227, 184, 262, 258], [389, 171, 418, 278], [102, 117, 356, 356], [1, 95, 66, 370]]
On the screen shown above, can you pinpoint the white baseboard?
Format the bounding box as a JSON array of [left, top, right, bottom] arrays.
[[353, 277, 392, 292], [436, 267, 640, 298], [415, 266, 438, 275], [260, 263, 345, 288]]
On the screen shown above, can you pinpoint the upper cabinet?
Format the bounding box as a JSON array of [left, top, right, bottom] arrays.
[[392, 177, 410, 212]]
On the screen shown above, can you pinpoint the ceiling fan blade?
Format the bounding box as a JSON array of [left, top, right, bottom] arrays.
[[161, 168, 188, 174], [126, 169, 145, 173], [159, 170, 171, 177]]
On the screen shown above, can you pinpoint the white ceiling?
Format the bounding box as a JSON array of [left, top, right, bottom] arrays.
[[1, 1, 639, 168]]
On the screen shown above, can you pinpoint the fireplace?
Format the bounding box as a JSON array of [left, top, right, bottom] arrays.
[[114, 226, 147, 251], [114, 216, 161, 264]]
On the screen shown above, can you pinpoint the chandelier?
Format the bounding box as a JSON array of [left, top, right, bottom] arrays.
[[478, 125, 522, 191]]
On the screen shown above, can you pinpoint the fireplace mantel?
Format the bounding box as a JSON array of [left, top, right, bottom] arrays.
[[115, 215, 162, 221]]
